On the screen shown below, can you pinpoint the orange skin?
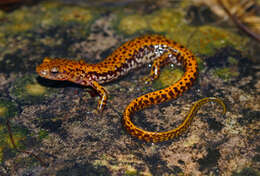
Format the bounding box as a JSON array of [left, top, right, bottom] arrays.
[[36, 35, 226, 143]]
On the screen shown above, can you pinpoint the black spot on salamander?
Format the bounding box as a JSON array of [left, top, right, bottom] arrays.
[[149, 97, 154, 103], [173, 87, 179, 93], [168, 90, 175, 97], [180, 86, 186, 90], [161, 94, 167, 99], [143, 99, 149, 104]]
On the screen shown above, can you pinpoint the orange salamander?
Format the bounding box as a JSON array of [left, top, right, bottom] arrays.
[[36, 35, 226, 143]]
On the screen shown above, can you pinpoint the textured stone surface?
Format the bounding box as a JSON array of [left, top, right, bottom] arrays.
[[0, 1, 259, 175]]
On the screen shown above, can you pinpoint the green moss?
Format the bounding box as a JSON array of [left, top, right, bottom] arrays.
[[153, 66, 184, 90], [0, 1, 95, 35], [6, 8, 34, 32], [228, 56, 239, 65], [0, 1, 99, 67], [63, 8, 93, 23], [149, 9, 183, 33], [0, 10, 5, 43], [0, 123, 29, 163], [0, 99, 21, 163], [115, 8, 248, 57], [26, 83, 47, 96], [38, 129, 49, 140], [0, 10, 5, 18], [116, 8, 185, 36], [118, 15, 148, 35], [188, 26, 248, 56], [179, 0, 193, 9], [214, 67, 239, 80], [0, 107, 7, 118], [9, 75, 56, 105], [5, 130, 26, 150], [0, 99, 19, 121], [125, 170, 139, 176], [0, 3, 93, 61], [41, 3, 94, 28], [0, 32, 4, 50], [196, 57, 204, 71]]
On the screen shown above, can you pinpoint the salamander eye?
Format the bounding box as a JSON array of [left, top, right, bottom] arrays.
[[50, 67, 59, 73]]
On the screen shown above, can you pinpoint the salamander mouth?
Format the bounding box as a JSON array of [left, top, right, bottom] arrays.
[[35, 65, 47, 76], [39, 70, 47, 76]]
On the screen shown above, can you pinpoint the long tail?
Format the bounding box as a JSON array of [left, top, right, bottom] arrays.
[[123, 97, 226, 143]]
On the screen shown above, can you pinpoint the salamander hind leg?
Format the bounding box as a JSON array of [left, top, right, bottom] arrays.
[[143, 52, 171, 84]]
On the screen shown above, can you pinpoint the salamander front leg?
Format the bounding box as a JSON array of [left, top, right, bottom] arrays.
[[89, 81, 108, 112]]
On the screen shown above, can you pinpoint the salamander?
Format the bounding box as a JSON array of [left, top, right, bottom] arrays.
[[36, 35, 226, 143]]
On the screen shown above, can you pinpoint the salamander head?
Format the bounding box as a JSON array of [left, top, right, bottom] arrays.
[[36, 57, 86, 81]]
